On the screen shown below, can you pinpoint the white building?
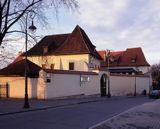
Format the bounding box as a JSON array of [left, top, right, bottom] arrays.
[[0, 26, 151, 99]]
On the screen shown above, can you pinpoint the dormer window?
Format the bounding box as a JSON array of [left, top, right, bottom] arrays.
[[131, 59, 136, 63], [110, 56, 115, 62], [131, 55, 137, 63], [43, 46, 48, 54]]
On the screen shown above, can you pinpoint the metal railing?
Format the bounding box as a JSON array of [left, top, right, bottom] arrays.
[[0, 83, 9, 98]]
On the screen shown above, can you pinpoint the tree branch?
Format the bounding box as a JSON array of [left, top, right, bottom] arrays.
[[6, 30, 38, 44], [4, 0, 10, 31], [3, 0, 42, 38], [1, 0, 8, 11]]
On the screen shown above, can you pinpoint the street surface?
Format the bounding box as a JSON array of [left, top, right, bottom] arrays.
[[0, 96, 154, 129]]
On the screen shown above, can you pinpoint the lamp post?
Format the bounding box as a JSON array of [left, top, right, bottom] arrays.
[[107, 49, 111, 98], [23, 12, 37, 108]]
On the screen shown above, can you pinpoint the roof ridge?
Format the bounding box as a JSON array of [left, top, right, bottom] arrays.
[[53, 25, 90, 54], [76, 26, 90, 53], [46, 33, 71, 37], [78, 26, 102, 59]]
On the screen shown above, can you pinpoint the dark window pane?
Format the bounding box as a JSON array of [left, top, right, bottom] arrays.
[[69, 62, 74, 70]]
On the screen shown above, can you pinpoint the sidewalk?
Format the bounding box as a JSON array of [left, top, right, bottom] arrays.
[[89, 99, 160, 129], [0, 95, 111, 116]]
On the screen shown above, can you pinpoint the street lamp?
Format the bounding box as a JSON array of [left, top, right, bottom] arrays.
[[23, 12, 37, 108], [106, 49, 111, 98]]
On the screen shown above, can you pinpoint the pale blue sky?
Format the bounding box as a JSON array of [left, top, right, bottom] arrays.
[[35, 0, 160, 64]]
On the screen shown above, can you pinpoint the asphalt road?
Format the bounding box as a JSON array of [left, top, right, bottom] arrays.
[[0, 96, 154, 129]]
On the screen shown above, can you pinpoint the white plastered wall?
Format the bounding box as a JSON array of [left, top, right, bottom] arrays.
[[39, 71, 100, 99], [27, 54, 101, 72], [27, 54, 89, 71], [0, 77, 38, 98], [110, 75, 150, 96]]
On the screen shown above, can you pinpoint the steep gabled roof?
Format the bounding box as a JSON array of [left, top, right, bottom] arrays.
[[53, 26, 89, 54], [120, 48, 150, 66], [26, 25, 102, 60], [54, 25, 101, 59], [99, 47, 150, 67], [0, 59, 41, 77]]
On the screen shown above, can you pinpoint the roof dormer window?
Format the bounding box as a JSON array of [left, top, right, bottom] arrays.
[[131, 55, 137, 63], [131, 59, 136, 63], [43, 46, 48, 54]]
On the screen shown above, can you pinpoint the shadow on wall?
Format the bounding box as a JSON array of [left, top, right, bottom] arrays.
[[30, 78, 38, 99]]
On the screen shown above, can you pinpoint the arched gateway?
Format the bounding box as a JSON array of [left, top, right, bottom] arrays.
[[100, 74, 107, 96]]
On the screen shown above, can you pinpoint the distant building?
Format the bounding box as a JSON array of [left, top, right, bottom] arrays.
[[98, 48, 150, 75]]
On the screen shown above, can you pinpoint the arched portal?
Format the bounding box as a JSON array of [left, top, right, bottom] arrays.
[[100, 74, 107, 96]]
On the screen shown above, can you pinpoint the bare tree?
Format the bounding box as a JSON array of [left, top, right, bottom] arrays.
[[0, 0, 78, 68], [151, 63, 160, 79], [151, 63, 160, 88], [0, 0, 78, 46]]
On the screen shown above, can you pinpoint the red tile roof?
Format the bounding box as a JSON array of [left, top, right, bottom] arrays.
[[99, 47, 150, 67], [0, 59, 41, 77], [98, 50, 106, 60], [26, 25, 102, 60], [27, 34, 69, 56]]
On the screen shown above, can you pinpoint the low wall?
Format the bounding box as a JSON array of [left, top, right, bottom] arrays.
[[0, 77, 38, 98], [0, 72, 151, 99], [110, 74, 150, 96], [39, 71, 100, 99]]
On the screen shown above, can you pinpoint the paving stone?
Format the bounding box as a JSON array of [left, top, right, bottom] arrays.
[[89, 100, 160, 129]]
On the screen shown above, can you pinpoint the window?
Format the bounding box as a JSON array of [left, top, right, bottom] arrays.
[[131, 55, 137, 63], [50, 64, 54, 70], [43, 46, 48, 54], [131, 59, 136, 63], [69, 62, 74, 70], [42, 64, 47, 69]]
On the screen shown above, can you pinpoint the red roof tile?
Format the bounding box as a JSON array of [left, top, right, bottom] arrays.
[[0, 59, 41, 77], [27, 34, 69, 56], [99, 47, 150, 67], [98, 50, 106, 60], [26, 25, 102, 60]]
